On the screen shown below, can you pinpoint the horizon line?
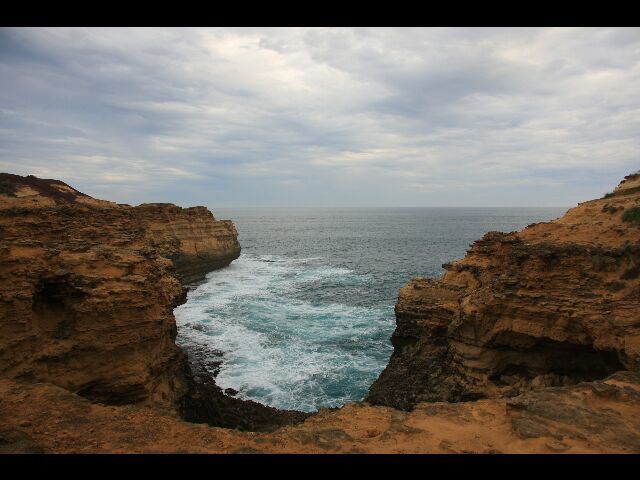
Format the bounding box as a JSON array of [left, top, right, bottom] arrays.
[[206, 205, 573, 209]]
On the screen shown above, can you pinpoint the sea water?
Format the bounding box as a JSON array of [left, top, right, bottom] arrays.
[[174, 207, 566, 412]]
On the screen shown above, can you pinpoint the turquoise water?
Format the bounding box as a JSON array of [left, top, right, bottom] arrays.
[[174, 207, 567, 412]]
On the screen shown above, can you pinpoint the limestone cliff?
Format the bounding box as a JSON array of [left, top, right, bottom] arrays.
[[0, 172, 242, 406], [134, 204, 240, 284], [1, 171, 640, 453], [367, 173, 640, 409]]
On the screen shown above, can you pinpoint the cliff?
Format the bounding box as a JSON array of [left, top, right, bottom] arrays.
[[0, 173, 310, 432], [367, 173, 640, 409], [1, 172, 639, 453], [1, 173, 184, 406], [134, 204, 241, 284]]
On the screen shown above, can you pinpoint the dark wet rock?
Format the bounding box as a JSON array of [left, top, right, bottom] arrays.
[[177, 356, 310, 433]]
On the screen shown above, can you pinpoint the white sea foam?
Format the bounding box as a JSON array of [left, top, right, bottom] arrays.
[[174, 253, 393, 412]]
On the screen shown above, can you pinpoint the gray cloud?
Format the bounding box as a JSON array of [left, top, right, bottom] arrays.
[[0, 27, 638, 207]]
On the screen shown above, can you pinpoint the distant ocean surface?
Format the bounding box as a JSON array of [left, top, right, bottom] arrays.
[[174, 207, 567, 412]]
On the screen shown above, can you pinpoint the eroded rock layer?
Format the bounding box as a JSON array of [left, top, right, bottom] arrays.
[[0, 173, 242, 407], [134, 204, 241, 284], [367, 173, 640, 410]]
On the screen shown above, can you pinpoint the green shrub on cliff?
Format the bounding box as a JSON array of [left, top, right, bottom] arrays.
[[0, 179, 17, 197], [622, 206, 640, 224]]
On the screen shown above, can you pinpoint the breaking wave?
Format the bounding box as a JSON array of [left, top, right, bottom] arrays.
[[174, 253, 394, 412]]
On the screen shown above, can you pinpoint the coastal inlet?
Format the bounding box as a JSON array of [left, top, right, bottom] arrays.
[[174, 207, 567, 412]]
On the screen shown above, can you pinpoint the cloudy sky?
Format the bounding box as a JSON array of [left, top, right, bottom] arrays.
[[0, 27, 638, 207]]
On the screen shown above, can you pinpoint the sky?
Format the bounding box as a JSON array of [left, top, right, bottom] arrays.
[[0, 27, 639, 208]]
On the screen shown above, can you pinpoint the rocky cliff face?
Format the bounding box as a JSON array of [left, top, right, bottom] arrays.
[[0, 173, 308, 431], [1, 172, 639, 453], [134, 204, 241, 284], [367, 173, 640, 410], [0, 173, 242, 407]]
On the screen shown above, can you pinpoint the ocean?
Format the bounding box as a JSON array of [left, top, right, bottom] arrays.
[[174, 207, 567, 412]]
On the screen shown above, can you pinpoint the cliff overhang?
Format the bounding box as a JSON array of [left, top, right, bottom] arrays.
[[367, 172, 640, 410]]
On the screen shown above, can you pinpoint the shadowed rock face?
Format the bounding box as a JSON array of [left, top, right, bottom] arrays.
[[367, 173, 640, 410]]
